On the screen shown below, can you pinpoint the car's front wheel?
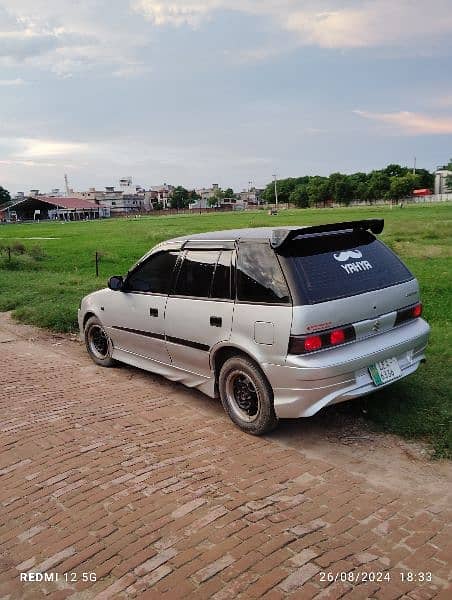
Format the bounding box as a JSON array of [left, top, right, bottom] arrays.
[[218, 355, 278, 435], [84, 316, 116, 367]]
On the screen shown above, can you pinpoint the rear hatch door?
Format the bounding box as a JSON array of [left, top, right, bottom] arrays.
[[278, 229, 419, 339]]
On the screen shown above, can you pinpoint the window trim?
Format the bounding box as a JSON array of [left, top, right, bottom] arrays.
[[210, 249, 234, 300]]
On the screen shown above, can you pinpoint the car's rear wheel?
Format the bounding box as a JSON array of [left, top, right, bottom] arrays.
[[84, 316, 116, 367], [219, 355, 278, 435]]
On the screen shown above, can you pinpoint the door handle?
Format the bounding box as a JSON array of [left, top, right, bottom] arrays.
[[210, 316, 222, 327], [150, 308, 158, 317]]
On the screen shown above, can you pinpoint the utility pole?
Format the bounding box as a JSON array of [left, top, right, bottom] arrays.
[[413, 157, 416, 175], [273, 174, 278, 207], [64, 174, 70, 196]]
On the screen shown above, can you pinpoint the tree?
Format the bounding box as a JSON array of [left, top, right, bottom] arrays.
[[262, 178, 298, 204], [388, 173, 420, 200], [329, 173, 353, 205], [348, 172, 368, 200], [415, 168, 434, 189], [0, 186, 11, 207], [366, 171, 390, 202], [170, 186, 190, 209], [384, 164, 406, 178], [223, 188, 234, 198], [306, 177, 330, 206], [289, 184, 309, 208], [187, 190, 201, 205]]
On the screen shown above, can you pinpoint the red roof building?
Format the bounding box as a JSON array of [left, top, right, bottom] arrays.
[[1, 196, 110, 221]]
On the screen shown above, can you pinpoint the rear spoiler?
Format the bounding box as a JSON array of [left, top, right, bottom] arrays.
[[270, 219, 384, 250]]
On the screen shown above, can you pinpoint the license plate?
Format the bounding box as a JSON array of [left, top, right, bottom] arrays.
[[368, 357, 402, 386]]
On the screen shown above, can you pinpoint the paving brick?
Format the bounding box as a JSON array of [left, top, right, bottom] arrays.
[[0, 317, 450, 600], [279, 562, 321, 592], [193, 553, 235, 583], [247, 567, 288, 597]]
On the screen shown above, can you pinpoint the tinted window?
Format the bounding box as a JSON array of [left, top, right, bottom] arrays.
[[126, 251, 179, 293], [237, 243, 290, 303], [211, 250, 232, 299], [282, 230, 413, 304], [175, 250, 219, 298]]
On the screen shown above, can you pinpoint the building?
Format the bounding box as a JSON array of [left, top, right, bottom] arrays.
[[99, 194, 143, 215], [195, 184, 220, 202], [188, 197, 209, 210], [237, 187, 263, 206], [147, 184, 175, 209], [434, 167, 452, 194], [1, 197, 109, 221]]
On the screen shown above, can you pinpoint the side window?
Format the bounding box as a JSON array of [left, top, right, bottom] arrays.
[[211, 250, 232, 300], [126, 251, 179, 293], [237, 243, 290, 304], [175, 250, 219, 298]]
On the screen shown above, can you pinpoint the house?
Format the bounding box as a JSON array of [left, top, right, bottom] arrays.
[[99, 194, 144, 215], [195, 184, 220, 202], [147, 184, 175, 209]]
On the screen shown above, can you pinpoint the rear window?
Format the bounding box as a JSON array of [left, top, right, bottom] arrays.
[[281, 230, 413, 304]]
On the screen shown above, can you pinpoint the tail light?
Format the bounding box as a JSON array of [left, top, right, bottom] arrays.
[[304, 335, 322, 352], [412, 303, 422, 318], [289, 325, 355, 355], [395, 302, 422, 326]]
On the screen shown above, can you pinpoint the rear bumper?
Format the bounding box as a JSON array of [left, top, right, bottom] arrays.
[[262, 318, 430, 418]]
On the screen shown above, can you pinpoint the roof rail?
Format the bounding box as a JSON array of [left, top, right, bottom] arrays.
[[270, 219, 384, 250]]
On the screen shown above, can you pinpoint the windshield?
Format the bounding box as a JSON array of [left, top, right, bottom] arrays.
[[280, 230, 413, 304]]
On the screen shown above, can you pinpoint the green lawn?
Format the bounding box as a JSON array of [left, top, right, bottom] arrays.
[[1, 204, 451, 457]]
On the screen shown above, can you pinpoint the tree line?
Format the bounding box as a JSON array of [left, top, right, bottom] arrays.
[[169, 186, 234, 209], [262, 164, 436, 207], [2, 160, 451, 212]]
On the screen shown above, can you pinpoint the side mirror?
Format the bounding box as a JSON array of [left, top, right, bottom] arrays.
[[108, 275, 124, 291]]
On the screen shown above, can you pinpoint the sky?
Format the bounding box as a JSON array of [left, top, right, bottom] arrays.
[[0, 0, 452, 195]]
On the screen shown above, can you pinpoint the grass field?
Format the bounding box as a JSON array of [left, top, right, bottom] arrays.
[[1, 204, 451, 457]]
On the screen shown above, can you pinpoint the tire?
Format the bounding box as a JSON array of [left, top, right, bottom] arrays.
[[84, 316, 116, 367], [218, 355, 278, 435]]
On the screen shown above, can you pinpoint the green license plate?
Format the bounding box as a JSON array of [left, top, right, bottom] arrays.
[[369, 357, 402, 386]]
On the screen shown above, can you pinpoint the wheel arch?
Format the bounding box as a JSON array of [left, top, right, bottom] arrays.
[[82, 311, 98, 330], [211, 344, 269, 397]]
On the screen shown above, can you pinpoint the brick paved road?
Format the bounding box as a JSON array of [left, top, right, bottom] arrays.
[[0, 316, 451, 599]]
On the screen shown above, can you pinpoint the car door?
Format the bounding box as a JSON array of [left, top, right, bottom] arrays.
[[165, 247, 235, 378], [104, 249, 179, 364]]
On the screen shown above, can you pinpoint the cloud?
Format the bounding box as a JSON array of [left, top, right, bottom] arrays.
[[0, 1, 151, 76], [0, 1, 451, 78], [132, 0, 221, 27], [133, 0, 452, 49], [354, 110, 452, 135], [0, 136, 89, 162], [18, 138, 88, 158], [0, 77, 25, 85]]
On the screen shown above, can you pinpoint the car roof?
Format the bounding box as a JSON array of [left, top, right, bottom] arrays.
[[169, 226, 301, 243]]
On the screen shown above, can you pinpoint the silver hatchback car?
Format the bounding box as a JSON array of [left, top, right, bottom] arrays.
[[79, 219, 430, 435]]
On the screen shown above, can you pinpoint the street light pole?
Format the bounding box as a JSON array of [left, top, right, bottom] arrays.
[[273, 174, 278, 208]]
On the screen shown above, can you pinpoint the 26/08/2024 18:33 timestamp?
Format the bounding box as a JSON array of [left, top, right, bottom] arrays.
[[319, 571, 433, 584]]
